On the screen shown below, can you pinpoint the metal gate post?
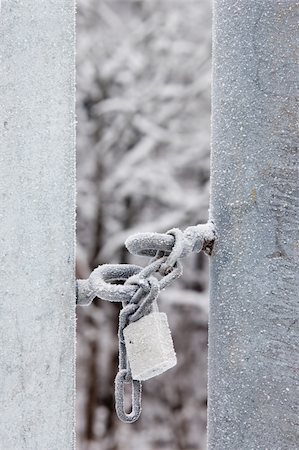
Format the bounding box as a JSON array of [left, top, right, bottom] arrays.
[[209, 1, 298, 448], [0, 1, 75, 448]]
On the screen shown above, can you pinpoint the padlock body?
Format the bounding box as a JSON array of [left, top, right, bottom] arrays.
[[123, 311, 177, 381]]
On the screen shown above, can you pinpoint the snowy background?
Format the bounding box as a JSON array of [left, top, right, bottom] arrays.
[[76, 1, 212, 449]]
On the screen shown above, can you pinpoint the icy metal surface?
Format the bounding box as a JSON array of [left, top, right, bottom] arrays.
[[124, 312, 177, 381], [209, 1, 298, 448], [0, 1, 75, 449]]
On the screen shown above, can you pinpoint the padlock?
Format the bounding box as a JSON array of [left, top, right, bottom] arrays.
[[123, 305, 177, 381]]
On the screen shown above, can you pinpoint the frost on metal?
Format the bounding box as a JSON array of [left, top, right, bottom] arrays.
[[124, 311, 177, 382], [0, 1, 75, 449], [209, 1, 298, 449]]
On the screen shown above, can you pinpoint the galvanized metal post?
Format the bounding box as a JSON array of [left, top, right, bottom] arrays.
[[209, 1, 298, 448], [0, 1, 75, 449]]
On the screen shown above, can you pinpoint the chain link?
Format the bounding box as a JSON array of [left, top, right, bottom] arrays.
[[76, 222, 215, 423]]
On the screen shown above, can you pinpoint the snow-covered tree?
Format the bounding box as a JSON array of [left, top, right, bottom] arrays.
[[76, 1, 212, 448]]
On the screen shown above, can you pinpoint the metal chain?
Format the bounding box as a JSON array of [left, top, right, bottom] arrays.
[[76, 222, 215, 423]]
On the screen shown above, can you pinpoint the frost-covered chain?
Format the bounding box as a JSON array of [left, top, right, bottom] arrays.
[[115, 270, 164, 422], [76, 222, 215, 423]]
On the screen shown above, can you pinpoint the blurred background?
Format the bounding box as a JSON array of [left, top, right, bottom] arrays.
[[76, 1, 212, 449]]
